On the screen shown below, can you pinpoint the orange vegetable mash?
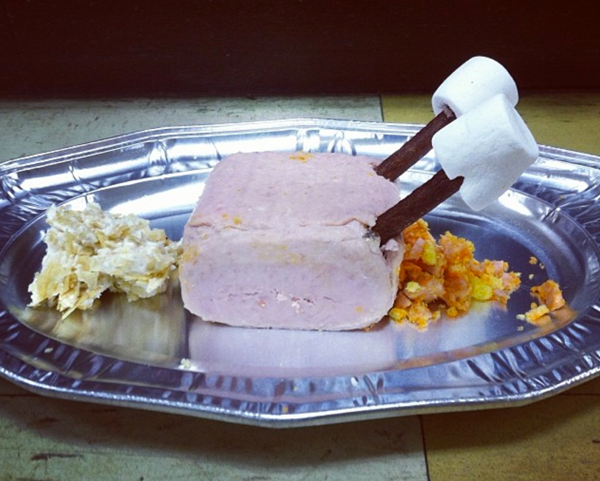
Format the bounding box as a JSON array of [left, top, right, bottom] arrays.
[[519, 279, 566, 325], [388, 219, 522, 329]]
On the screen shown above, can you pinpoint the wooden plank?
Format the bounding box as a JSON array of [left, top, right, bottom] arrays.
[[382, 92, 600, 155], [0, 96, 382, 163], [568, 376, 600, 396], [424, 394, 600, 481], [0, 396, 427, 480], [0, 378, 30, 396]]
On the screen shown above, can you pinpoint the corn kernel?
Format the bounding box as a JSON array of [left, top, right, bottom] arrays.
[[471, 279, 493, 301], [421, 242, 437, 266], [388, 308, 407, 323], [525, 304, 550, 322], [404, 281, 422, 295]]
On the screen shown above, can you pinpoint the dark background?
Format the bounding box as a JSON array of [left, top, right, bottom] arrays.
[[1, 0, 598, 98]]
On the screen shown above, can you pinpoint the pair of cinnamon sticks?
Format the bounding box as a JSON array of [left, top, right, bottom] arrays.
[[372, 110, 463, 244]]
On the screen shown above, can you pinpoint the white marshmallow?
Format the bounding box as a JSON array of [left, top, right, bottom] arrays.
[[432, 56, 519, 116], [431, 94, 538, 211]]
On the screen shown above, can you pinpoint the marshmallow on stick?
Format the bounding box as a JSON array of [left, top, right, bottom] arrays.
[[374, 56, 536, 244], [374, 94, 538, 243], [376, 56, 518, 181], [432, 93, 539, 211], [432, 56, 518, 117]]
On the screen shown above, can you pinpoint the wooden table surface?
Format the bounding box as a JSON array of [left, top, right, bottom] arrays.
[[0, 93, 599, 480]]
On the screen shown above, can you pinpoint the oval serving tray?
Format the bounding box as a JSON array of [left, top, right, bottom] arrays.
[[1, 119, 600, 428]]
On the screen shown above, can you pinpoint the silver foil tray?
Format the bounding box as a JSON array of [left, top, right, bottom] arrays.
[[1, 118, 600, 428]]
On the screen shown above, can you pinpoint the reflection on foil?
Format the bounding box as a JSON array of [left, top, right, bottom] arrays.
[[185, 306, 500, 378], [20, 278, 186, 366], [186, 299, 577, 378], [18, 272, 577, 379], [187, 318, 399, 378]]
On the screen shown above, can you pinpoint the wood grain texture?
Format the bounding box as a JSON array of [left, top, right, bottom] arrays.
[[376, 110, 455, 181], [0, 378, 28, 396], [423, 395, 600, 481], [0, 395, 427, 481], [0, 96, 382, 162], [374, 170, 463, 244], [567, 376, 600, 396], [382, 92, 600, 156]]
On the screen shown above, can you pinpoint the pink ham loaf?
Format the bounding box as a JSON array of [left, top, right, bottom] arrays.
[[179, 151, 403, 331]]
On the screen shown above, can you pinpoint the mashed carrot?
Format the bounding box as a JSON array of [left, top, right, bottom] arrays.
[[517, 279, 566, 325], [388, 219, 522, 329]]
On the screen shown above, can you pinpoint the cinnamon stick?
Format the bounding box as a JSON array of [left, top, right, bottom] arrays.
[[373, 170, 464, 244], [375, 109, 456, 181]]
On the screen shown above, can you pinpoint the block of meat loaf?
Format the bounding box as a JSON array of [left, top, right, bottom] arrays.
[[179, 151, 403, 331]]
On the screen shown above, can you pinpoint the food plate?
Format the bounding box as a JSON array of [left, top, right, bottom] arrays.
[[1, 119, 600, 428]]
